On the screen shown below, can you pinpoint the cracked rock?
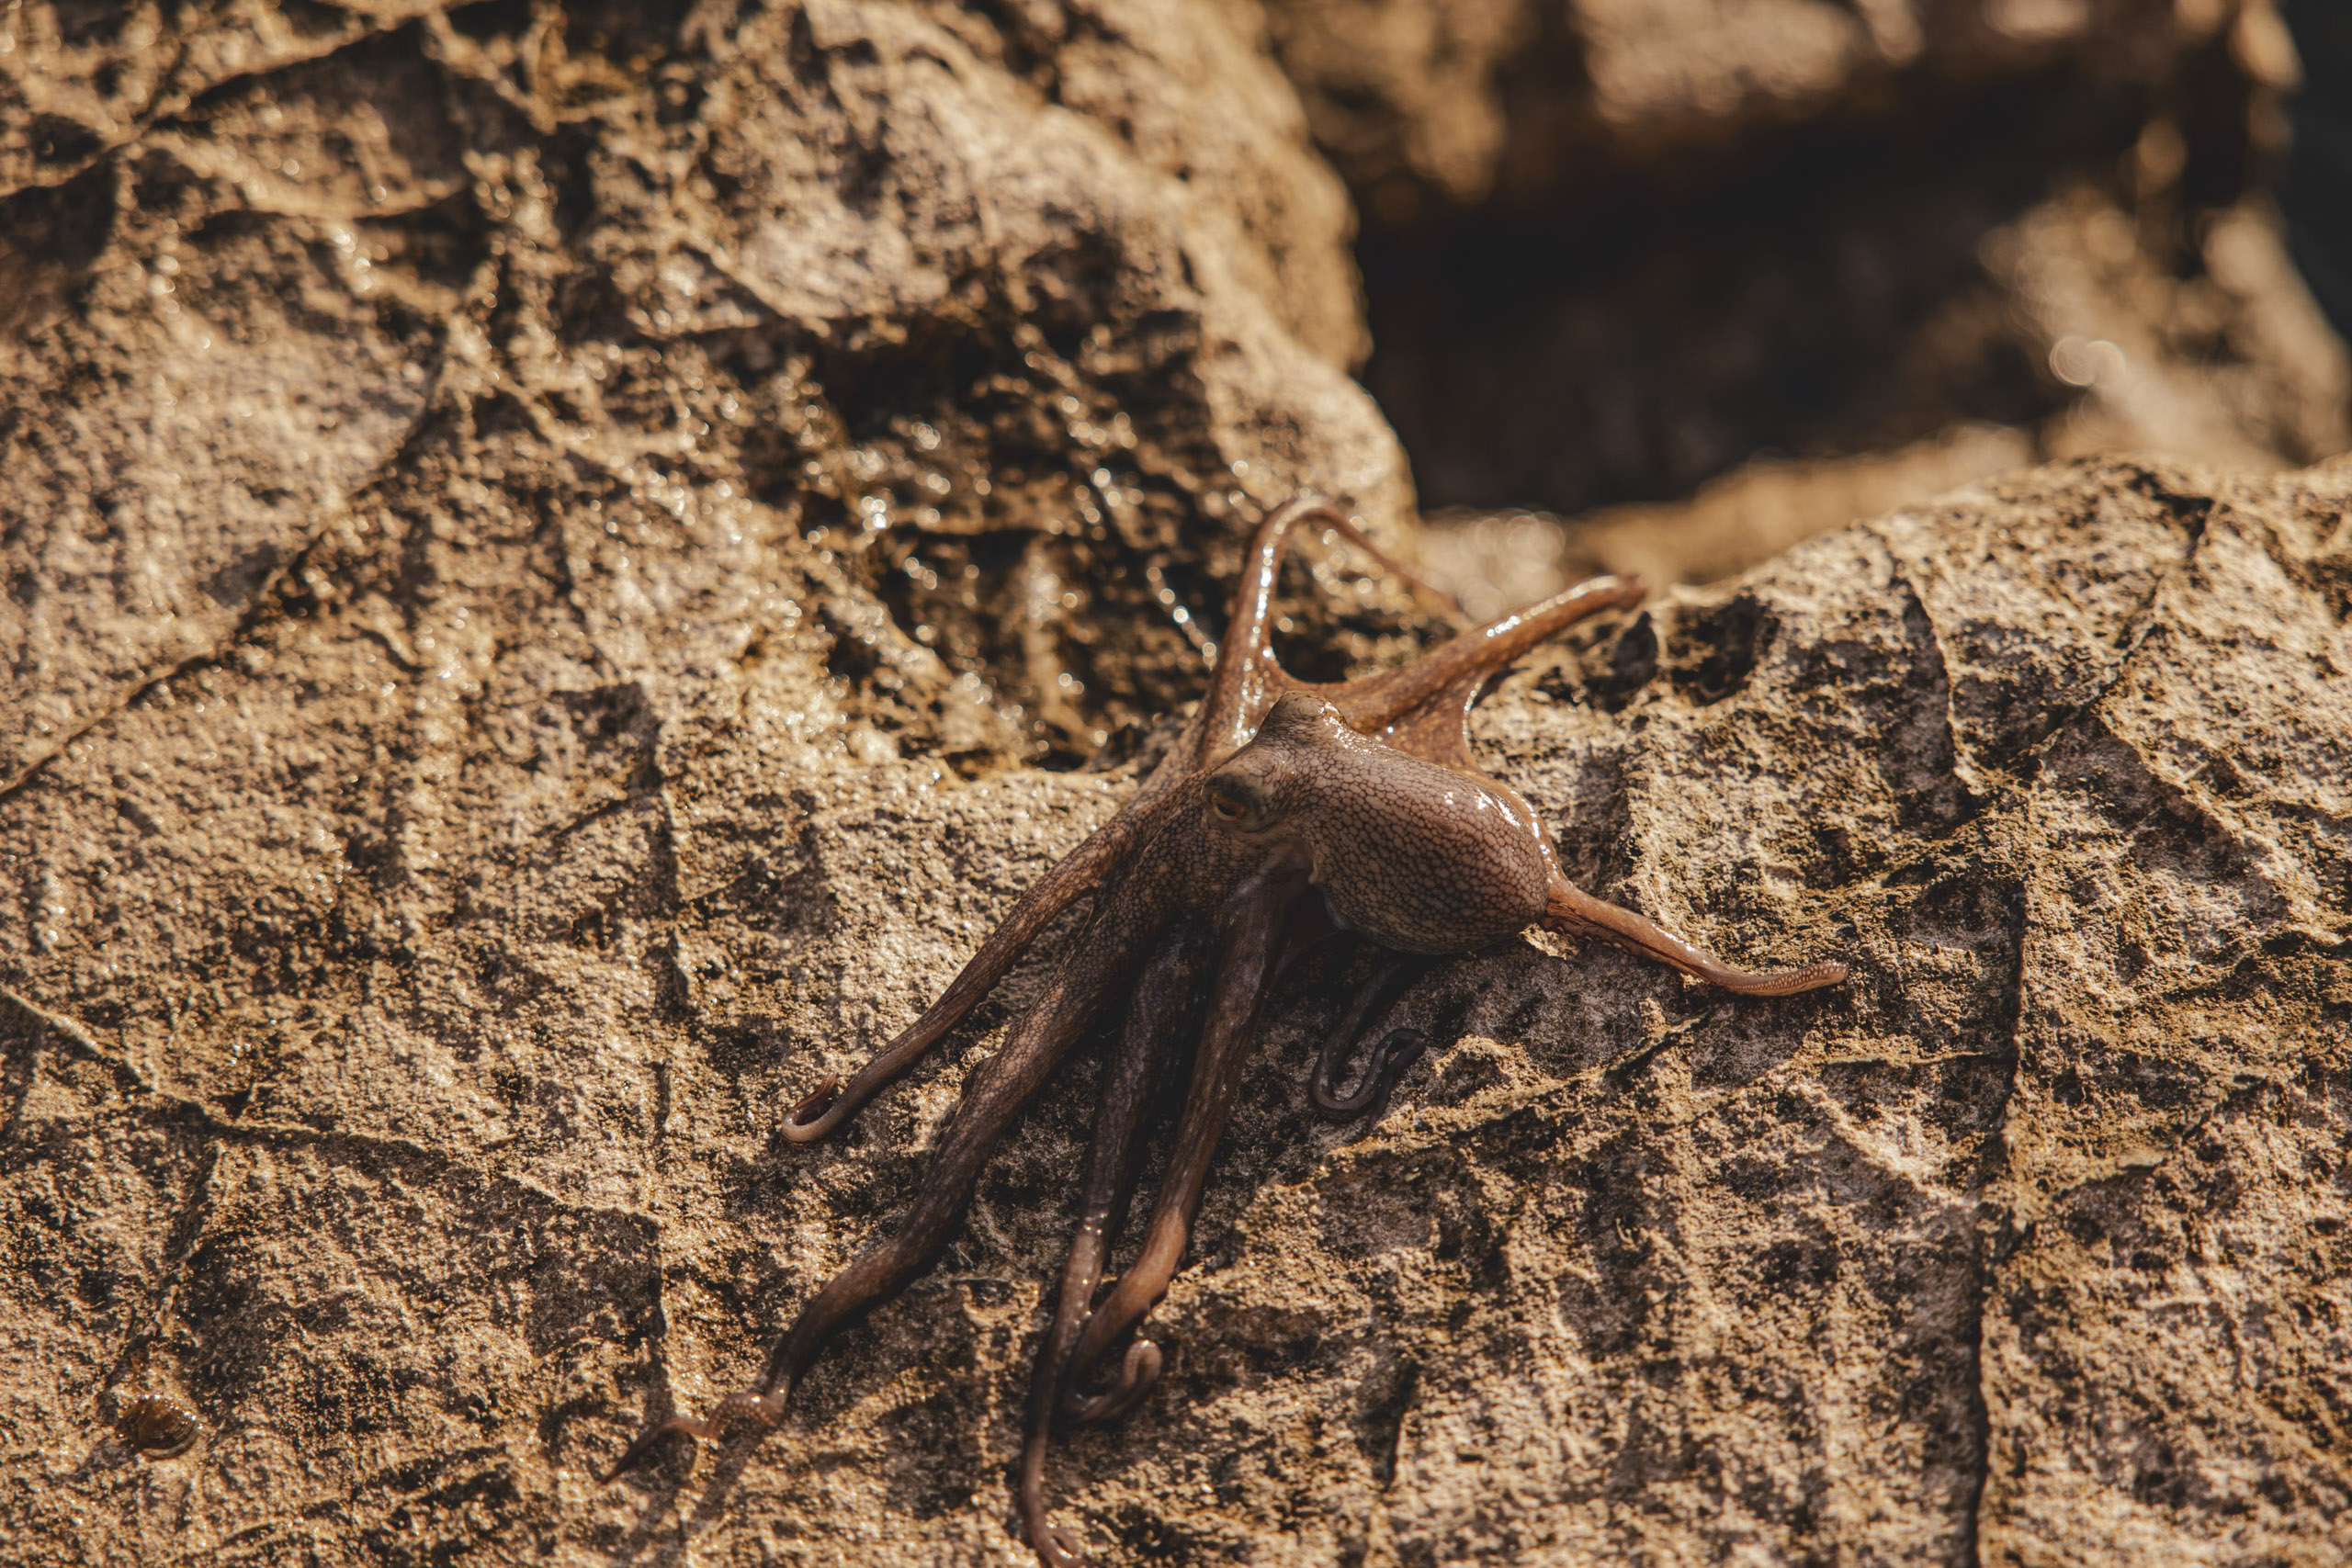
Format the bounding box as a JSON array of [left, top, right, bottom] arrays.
[[3, 5, 2349, 1567]]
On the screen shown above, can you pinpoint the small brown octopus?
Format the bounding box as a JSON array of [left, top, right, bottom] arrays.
[[605, 495, 1847, 1562]]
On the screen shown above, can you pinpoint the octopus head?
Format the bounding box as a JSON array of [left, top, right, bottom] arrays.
[[1202, 693, 1343, 838]]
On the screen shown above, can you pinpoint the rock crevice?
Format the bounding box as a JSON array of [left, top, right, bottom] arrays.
[[2, 5, 2347, 1564]]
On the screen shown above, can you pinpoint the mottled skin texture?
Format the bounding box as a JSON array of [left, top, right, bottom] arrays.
[[603, 496, 1849, 1562], [1207, 694, 1557, 953]]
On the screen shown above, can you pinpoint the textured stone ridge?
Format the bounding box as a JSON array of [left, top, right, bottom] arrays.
[[5, 6, 2352, 1568], [0, 0, 1398, 787], [9, 443, 2352, 1564]]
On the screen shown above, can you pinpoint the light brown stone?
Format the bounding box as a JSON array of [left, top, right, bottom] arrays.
[[3, 6, 2348, 1567]]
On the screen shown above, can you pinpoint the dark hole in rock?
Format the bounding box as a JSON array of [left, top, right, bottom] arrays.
[[1586, 612, 1658, 712], [1668, 592, 1772, 706]]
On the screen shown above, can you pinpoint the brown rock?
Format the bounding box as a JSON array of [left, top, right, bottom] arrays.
[[1263, 0, 2226, 211], [0, 0, 1403, 788], [1273, 0, 2347, 592], [4, 6, 2349, 1568]]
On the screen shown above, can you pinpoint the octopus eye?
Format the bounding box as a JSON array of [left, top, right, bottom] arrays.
[[1204, 777, 1270, 829]]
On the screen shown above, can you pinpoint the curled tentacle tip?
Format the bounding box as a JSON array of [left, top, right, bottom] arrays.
[[1312, 1026, 1430, 1120], [1065, 1338, 1164, 1427], [1125, 1337, 1166, 1393], [782, 1075, 844, 1138], [1030, 1521, 1088, 1568]]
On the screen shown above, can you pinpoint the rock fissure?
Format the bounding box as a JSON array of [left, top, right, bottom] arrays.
[[4, 6, 2348, 1563]]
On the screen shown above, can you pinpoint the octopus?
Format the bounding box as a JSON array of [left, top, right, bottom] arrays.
[[605, 495, 1848, 1561]]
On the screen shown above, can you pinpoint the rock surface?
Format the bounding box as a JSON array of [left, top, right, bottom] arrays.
[[0, 0, 1399, 785], [5, 6, 2351, 1568], [1263, 0, 2237, 210]]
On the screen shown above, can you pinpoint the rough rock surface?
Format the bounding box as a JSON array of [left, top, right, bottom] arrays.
[[6, 6, 2352, 1568], [0, 0, 1397, 785]]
